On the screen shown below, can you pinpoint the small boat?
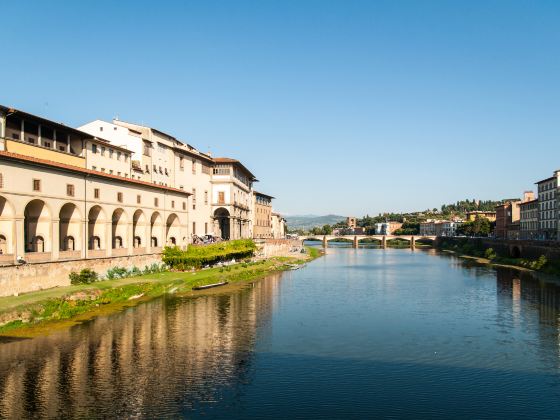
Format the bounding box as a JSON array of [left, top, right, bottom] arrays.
[[193, 281, 229, 290]]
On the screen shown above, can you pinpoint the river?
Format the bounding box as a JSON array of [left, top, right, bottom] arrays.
[[1, 247, 560, 418]]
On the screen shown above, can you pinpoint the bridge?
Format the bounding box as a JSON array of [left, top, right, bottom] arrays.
[[299, 235, 437, 249]]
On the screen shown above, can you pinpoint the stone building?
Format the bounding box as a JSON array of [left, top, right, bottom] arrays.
[[211, 158, 256, 240], [536, 172, 559, 240], [253, 192, 274, 239], [520, 199, 539, 240], [0, 106, 190, 265], [271, 213, 287, 239], [465, 211, 497, 222]]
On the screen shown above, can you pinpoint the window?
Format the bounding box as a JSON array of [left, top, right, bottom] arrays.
[[218, 191, 225, 204], [92, 144, 97, 154], [92, 166, 97, 171], [182, 202, 186, 210], [205, 222, 208, 234], [101, 146, 105, 156], [204, 190, 208, 205], [117, 151, 121, 161], [192, 159, 196, 174], [0, 173, 3, 188], [117, 192, 123, 203], [100, 126, 104, 132], [101, 168, 105, 173], [33, 179, 41, 191], [137, 195, 141, 204], [153, 164, 157, 172], [44, 141, 51, 148], [109, 170, 113, 175], [180, 157, 184, 170], [213, 165, 231, 175], [67, 184, 75, 197], [154, 197, 159, 207], [192, 222, 196, 235], [171, 200, 175, 209], [145, 165, 150, 173], [202, 164, 211, 175], [192, 188, 196, 210], [109, 149, 114, 158], [94, 188, 100, 199]]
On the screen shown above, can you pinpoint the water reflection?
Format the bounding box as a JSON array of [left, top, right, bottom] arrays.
[[0, 274, 282, 418]]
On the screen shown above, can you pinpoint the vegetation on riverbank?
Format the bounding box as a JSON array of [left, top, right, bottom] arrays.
[[437, 238, 560, 275], [163, 239, 257, 270], [0, 252, 315, 337]]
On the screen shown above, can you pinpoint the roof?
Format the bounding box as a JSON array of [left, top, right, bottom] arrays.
[[0, 151, 191, 196], [213, 157, 257, 180], [520, 199, 538, 206], [535, 175, 556, 184], [253, 191, 275, 199], [1, 105, 122, 147]]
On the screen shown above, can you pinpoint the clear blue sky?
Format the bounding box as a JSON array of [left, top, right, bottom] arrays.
[[3, 1, 560, 216]]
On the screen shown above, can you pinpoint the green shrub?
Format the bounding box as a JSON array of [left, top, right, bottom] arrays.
[[163, 240, 257, 270], [106, 266, 128, 280], [69, 269, 99, 284], [484, 248, 496, 260]]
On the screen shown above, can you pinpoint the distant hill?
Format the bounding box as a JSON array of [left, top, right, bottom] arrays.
[[285, 214, 346, 230]]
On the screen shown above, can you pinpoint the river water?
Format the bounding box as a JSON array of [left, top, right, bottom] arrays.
[[1, 247, 560, 419]]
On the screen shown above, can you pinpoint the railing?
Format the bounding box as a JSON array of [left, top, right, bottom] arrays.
[[111, 248, 129, 257], [24, 252, 52, 263], [59, 250, 81, 260], [87, 249, 107, 258], [0, 254, 14, 265]]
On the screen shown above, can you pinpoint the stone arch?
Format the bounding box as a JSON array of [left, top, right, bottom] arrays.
[[166, 213, 180, 246], [88, 205, 106, 250], [150, 211, 163, 248], [0, 196, 15, 255], [59, 203, 82, 251], [132, 209, 147, 249], [214, 207, 230, 240], [112, 208, 128, 249], [510, 245, 521, 259], [24, 199, 51, 253]]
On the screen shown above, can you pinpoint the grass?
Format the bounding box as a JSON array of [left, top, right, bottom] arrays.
[[0, 254, 315, 337]]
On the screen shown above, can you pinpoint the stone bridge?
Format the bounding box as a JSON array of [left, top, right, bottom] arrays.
[[299, 235, 437, 249]]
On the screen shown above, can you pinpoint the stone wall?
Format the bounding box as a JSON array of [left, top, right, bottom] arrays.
[[0, 253, 163, 297], [256, 239, 305, 259]]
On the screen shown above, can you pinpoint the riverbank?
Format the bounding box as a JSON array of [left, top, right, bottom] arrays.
[[0, 250, 319, 338]]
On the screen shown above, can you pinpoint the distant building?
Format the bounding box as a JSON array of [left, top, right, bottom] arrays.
[[271, 213, 287, 239], [374, 222, 402, 235], [536, 172, 559, 240], [346, 217, 357, 229], [495, 192, 534, 240], [252, 191, 274, 239], [420, 220, 461, 237], [465, 211, 497, 222], [520, 199, 539, 240]]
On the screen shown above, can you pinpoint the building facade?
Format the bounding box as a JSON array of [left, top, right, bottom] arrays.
[[253, 192, 274, 239], [374, 221, 403, 235], [465, 211, 497, 222], [536, 172, 559, 240], [520, 199, 539, 240]]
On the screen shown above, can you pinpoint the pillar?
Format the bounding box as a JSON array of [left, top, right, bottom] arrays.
[[127, 222, 134, 255], [353, 236, 358, 249], [322, 235, 328, 248], [51, 219, 60, 261], [145, 222, 152, 254], [105, 221, 113, 257], [382, 235, 387, 249], [81, 220, 87, 259], [410, 236, 415, 250], [15, 217, 24, 263]]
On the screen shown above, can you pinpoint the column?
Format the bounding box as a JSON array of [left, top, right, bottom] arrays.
[[106, 221, 113, 257], [322, 235, 328, 248], [127, 222, 133, 256], [52, 219, 60, 261], [382, 235, 387, 249], [145, 222, 152, 254], [353, 236, 358, 249], [14, 217, 24, 263], [81, 220, 87, 259], [410, 236, 415, 250]]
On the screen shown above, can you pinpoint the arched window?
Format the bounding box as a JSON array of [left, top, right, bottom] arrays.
[[0, 235, 6, 255]]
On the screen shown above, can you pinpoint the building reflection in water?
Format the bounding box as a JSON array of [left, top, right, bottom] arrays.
[[496, 268, 560, 367], [0, 273, 282, 419]]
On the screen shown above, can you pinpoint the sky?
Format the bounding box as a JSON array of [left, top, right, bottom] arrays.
[[2, 0, 560, 217]]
